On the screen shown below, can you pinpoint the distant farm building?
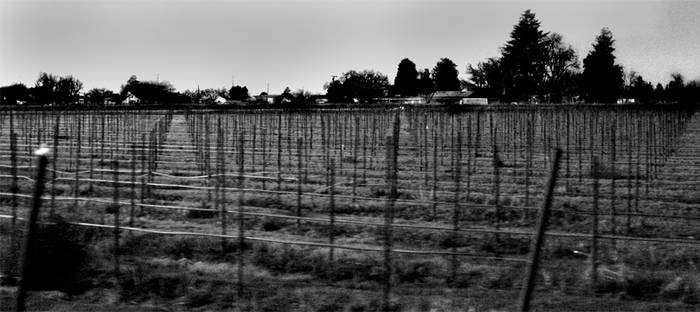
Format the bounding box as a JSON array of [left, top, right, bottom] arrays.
[[376, 97, 426, 105], [104, 95, 119, 105], [214, 95, 228, 105], [617, 98, 637, 104], [430, 90, 488, 105], [122, 92, 140, 104], [255, 94, 276, 104]]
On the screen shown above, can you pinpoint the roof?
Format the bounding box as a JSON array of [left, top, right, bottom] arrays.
[[432, 90, 473, 98]]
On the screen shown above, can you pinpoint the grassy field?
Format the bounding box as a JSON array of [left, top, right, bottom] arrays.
[[1, 105, 700, 311]]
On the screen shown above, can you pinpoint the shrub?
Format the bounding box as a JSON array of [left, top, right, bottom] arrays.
[[14, 218, 96, 294]]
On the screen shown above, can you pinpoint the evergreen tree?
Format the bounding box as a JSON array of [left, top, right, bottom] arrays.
[[582, 28, 624, 103], [500, 9, 549, 102], [393, 58, 419, 96], [653, 83, 665, 103], [432, 58, 461, 91]]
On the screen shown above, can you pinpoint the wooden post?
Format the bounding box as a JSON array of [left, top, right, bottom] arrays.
[[383, 135, 398, 311], [277, 114, 282, 201], [112, 161, 120, 278], [329, 159, 336, 263], [72, 116, 82, 211], [15, 149, 49, 312], [493, 145, 502, 237], [383, 114, 400, 311], [518, 148, 562, 312], [353, 116, 359, 206], [450, 129, 462, 284], [525, 119, 532, 208], [219, 121, 227, 252], [10, 113, 18, 223], [237, 130, 246, 299], [130, 144, 136, 227], [626, 120, 632, 235], [261, 128, 267, 190], [610, 124, 616, 238], [432, 121, 439, 219], [100, 114, 105, 179], [635, 119, 641, 226], [50, 115, 59, 216], [591, 156, 600, 291], [140, 134, 147, 213], [88, 116, 94, 194], [296, 137, 303, 229]]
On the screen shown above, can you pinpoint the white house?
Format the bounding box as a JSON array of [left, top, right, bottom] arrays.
[[214, 96, 228, 105], [122, 92, 140, 104]]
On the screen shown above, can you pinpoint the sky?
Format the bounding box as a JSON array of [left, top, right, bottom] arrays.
[[1, 0, 699, 95]]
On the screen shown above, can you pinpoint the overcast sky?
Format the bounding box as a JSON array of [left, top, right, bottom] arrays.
[[1, 0, 699, 94]]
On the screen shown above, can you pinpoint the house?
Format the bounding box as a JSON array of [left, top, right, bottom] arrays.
[[376, 97, 426, 105], [616, 98, 636, 104], [430, 90, 488, 105], [104, 94, 119, 105], [214, 95, 228, 105], [255, 94, 276, 104], [122, 92, 140, 104], [431, 90, 471, 104]]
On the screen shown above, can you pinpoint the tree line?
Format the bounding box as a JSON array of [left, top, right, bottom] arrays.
[[325, 10, 700, 105], [2, 10, 699, 106], [0, 72, 320, 106]]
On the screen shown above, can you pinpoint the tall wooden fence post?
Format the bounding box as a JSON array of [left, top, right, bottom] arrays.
[[237, 130, 246, 301], [328, 159, 336, 264], [297, 137, 303, 229], [111, 161, 120, 278], [518, 148, 562, 312], [591, 156, 600, 291], [383, 113, 400, 311], [15, 148, 50, 312]]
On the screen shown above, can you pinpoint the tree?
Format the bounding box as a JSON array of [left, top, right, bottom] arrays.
[[228, 85, 249, 101], [56, 75, 83, 104], [432, 58, 461, 91], [31, 72, 83, 105], [417, 69, 434, 95], [543, 33, 580, 103], [468, 57, 505, 98], [33, 72, 59, 105], [85, 88, 116, 105], [666, 72, 685, 103], [500, 9, 549, 102], [581, 28, 624, 103], [393, 58, 419, 96], [653, 83, 665, 103], [275, 87, 294, 104], [325, 79, 345, 103], [324, 70, 389, 103], [0, 83, 29, 105], [627, 74, 654, 104], [293, 89, 313, 105], [120, 75, 178, 104]]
